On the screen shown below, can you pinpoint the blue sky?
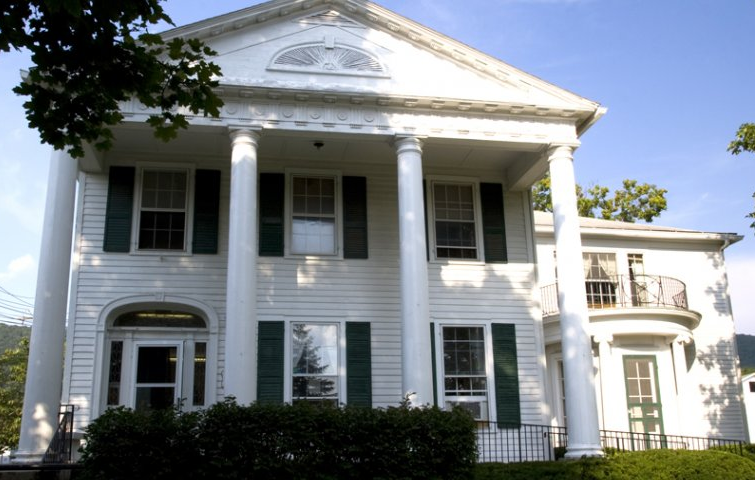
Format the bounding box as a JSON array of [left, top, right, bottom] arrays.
[[1, 0, 754, 332]]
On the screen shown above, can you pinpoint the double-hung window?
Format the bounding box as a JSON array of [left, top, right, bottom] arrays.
[[442, 326, 489, 420], [137, 169, 190, 251], [291, 323, 339, 404], [429, 180, 481, 261], [290, 174, 338, 256]]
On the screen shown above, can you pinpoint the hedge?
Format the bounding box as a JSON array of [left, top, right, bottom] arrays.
[[474, 449, 755, 480], [78, 399, 477, 480]]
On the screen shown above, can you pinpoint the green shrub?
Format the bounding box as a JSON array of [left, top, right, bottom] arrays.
[[711, 443, 755, 462], [79, 399, 477, 480], [474, 449, 755, 480]]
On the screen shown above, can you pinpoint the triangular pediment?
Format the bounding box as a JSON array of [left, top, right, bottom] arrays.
[[163, 0, 600, 117]]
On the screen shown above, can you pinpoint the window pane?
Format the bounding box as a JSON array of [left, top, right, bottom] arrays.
[[292, 324, 339, 402], [290, 175, 337, 255], [193, 343, 206, 406], [135, 387, 175, 411], [107, 341, 123, 405], [136, 346, 177, 383], [292, 217, 335, 255], [139, 212, 185, 250]]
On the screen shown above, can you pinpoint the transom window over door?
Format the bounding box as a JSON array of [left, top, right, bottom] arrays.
[[291, 175, 337, 255], [442, 326, 488, 420], [138, 169, 188, 250], [433, 183, 478, 260]]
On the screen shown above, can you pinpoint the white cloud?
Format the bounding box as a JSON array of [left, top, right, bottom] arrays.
[[0, 254, 35, 283]]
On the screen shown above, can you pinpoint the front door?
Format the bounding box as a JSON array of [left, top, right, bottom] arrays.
[[623, 356, 664, 447]]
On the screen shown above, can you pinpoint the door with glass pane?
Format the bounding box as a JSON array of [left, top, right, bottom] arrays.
[[623, 356, 664, 447], [134, 344, 181, 411]]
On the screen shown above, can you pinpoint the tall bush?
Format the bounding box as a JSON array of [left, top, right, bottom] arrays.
[[79, 400, 477, 480]]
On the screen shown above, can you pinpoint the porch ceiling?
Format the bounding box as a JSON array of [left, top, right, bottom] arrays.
[[102, 123, 546, 186]]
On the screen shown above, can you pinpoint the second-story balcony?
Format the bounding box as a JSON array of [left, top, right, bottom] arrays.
[[541, 274, 690, 317], [540, 275, 701, 340]]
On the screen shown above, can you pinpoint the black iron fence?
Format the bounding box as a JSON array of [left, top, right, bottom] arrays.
[[476, 423, 567, 462], [477, 423, 744, 463], [42, 404, 75, 464], [541, 274, 689, 317], [600, 429, 744, 454]]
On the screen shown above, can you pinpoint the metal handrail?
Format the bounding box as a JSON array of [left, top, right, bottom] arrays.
[[42, 404, 75, 464], [541, 274, 689, 317]]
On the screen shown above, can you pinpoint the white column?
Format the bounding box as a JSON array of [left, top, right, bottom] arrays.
[[594, 333, 615, 430], [224, 128, 261, 405], [548, 144, 603, 458], [395, 136, 433, 407], [15, 150, 78, 462], [672, 334, 692, 435]]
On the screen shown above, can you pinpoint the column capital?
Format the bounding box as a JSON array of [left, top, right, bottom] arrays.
[[674, 334, 692, 345], [546, 142, 580, 162], [228, 126, 262, 146], [393, 135, 425, 155]]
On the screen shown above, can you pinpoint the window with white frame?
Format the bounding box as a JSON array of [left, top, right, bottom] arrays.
[[441, 326, 489, 420], [291, 323, 339, 404], [137, 168, 190, 250], [290, 174, 338, 255], [430, 181, 480, 260]]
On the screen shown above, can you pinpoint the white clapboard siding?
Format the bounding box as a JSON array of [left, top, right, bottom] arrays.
[[65, 159, 544, 427]]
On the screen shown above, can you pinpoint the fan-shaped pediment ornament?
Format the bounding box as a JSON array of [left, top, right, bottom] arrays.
[[270, 44, 388, 77]]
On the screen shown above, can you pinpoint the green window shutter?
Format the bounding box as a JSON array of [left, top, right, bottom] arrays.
[[492, 323, 520, 426], [430, 323, 438, 407], [103, 166, 135, 252], [342, 176, 368, 259], [423, 180, 429, 261], [192, 169, 221, 254], [480, 183, 507, 263], [257, 321, 284, 404], [346, 322, 372, 407], [259, 173, 285, 256]]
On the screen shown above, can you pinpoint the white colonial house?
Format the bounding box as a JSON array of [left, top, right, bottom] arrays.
[[535, 212, 745, 442], [15, 0, 746, 463]]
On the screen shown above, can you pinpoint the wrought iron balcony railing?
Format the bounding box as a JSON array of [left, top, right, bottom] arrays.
[[541, 274, 689, 317]]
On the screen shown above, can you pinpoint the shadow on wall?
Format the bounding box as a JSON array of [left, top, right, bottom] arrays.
[[696, 338, 745, 439]]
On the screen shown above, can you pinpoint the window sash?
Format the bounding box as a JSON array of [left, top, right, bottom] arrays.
[[441, 326, 488, 420], [137, 169, 189, 251], [291, 323, 339, 402], [290, 174, 338, 255], [431, 182, 479, 260]]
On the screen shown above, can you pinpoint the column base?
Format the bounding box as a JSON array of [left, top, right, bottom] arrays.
[[564, 445, 604, 459], [9, 450, 45, 465]]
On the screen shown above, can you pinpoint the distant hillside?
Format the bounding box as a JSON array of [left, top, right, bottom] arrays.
[[0, 324, 30, 354], [737, 334, 755, 370]]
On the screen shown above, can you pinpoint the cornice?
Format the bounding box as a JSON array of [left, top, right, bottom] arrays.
[[119, 93, 578, 145]]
